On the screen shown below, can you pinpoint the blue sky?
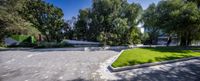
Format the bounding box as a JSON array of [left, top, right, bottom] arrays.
[[45, 0, 161, 20]]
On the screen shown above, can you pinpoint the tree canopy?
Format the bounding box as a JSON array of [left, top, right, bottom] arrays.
[[22, 0, 64, 42], [142, 0, 200, 46], [0, 0, 40, 45], [73, 0, 143, 45]]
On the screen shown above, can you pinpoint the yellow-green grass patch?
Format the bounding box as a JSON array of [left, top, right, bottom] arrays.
[[112, 47, 200, 68]]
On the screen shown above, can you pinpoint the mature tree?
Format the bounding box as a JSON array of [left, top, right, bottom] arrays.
[[186, 0, 200, 7], [158, 0, 200, 46], [62, 21, 74, 39], [112, 18, 128, 44], [0, 0, 40, 45], [124, 3, 143, 44], [22, 0, 64, 42], [86, 0, 142, 45], [142, 3, 160, 45], [89, 0, 123, 41], [74, 9, 89, 40], [146, 0, 200, 46]]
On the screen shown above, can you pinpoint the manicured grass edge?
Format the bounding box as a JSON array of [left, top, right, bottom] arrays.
[[108, 50, 200, 72]]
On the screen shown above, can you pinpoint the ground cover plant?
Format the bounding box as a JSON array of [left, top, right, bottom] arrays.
[[112, 46, 200, 68]]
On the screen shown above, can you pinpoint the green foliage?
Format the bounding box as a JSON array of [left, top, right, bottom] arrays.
[[11, 35, 36, 44], [141, 32, 149, 43], [22, 0, 64, 42], [7, 35, 37, 47], [187, 0, 200, 7], [62, 21, 74, 39], [128, 27, 142, 44], [142, 3, 160, 44], [112, 18, 129, 45], [97, 32, 108, 46], [142, 0, 200, 46], [98, 32, 119, 46], [11, 35, 30, 42], [0, 0, 40, 44], [74, 0, 142, 45], [74, 9, 89, 40], [112, 47, 200, 68]]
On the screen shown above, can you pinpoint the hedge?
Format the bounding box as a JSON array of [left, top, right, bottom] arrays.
[[11, 35, 36, 44]]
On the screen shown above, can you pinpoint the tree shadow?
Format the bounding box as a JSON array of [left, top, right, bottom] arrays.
[[155, 55, 193, 61], [0, 68, 22, 81], [128, 60, 148, 65], [69, 78, 89, 81], [125, 55, 194, 67], [113, 61, 200, 81], [68, 77, 101, 81], [141, 46, 194, 53]]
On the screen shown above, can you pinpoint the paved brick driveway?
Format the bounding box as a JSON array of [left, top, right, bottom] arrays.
[[0, 49, 200, 81], [0, 50, 119, 81]]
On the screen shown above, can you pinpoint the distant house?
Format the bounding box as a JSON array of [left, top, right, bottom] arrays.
[[157, 34, 178, 46]]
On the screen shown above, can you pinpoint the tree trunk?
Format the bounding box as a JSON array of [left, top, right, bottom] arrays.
[[180, 34, 187, 46], [180, 32, 192, 46], [44, 34, 50, 42], [186, 33, 192, 46], [187, 38, 192, 46], [166, 36, 172, 47], [0, 38, 4, 46]]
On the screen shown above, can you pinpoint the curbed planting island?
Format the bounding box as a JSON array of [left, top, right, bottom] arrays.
[[111, 47, 200, 70]]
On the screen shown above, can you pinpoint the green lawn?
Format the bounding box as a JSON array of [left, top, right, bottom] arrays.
[[112, 47, 200, 68]]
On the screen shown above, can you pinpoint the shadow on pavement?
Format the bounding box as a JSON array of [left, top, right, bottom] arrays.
[[114, 62, 200, 81], [69, 78, 90, 81]]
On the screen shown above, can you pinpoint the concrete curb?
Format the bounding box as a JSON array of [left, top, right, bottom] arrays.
[[110, 50, 125, 64], [108, 50, 200, 72]]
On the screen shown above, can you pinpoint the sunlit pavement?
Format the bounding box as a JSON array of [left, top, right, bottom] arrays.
[[0, 50, 119, 81]]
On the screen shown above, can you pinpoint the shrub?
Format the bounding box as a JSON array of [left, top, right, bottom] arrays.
[[11, 35, 36, 44], [9, 35, 37, 47]]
